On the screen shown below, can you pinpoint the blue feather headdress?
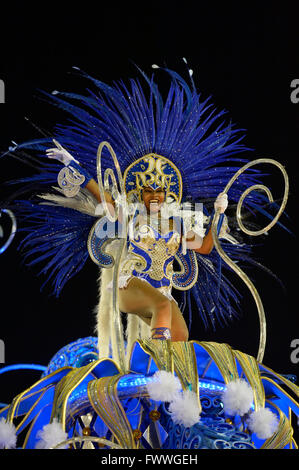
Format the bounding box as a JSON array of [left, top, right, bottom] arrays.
[[2, 65, 284, 328]]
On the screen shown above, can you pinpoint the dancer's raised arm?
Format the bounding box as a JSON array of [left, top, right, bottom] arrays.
[[46, 140, 114, 207], [186, 193, 228, 254]]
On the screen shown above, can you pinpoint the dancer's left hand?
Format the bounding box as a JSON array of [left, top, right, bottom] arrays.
[[214, 193, 228, 214]]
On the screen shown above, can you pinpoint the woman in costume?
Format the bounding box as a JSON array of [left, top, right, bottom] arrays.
[[46, 142, 228, 342], [5, 64, 278, 362], [1, 65, 296, 452]]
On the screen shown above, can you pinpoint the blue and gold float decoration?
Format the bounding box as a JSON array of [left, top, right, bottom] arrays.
[[0, 337, 298, 449], [0, 149, 296, 450]]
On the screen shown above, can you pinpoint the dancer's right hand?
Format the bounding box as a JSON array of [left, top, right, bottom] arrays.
[[46, 139, 78, 166]]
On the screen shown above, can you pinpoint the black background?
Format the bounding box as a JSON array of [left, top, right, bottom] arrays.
[[0, 0, 298, 437]]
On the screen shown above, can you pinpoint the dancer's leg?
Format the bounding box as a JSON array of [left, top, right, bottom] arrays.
[[124, 298, 189, 341], [170, 300, 189, 342], [119, 278, 189, 341], [119, 277, 172, 338]]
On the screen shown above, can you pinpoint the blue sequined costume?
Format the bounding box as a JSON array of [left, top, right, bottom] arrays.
[[109, 213, 182, 301]]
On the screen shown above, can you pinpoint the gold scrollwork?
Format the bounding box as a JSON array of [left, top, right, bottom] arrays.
[[57, 166, 86, 197], [96, 141, 128, 372], [211, 158, 289, 363]]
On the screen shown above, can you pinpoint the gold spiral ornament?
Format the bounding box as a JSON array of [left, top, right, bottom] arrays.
[[96, 141, 128, 372], [211, 158, 289, 363]]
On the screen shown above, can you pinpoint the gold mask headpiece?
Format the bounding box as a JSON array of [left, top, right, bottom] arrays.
[[123, 153, 182, 203]]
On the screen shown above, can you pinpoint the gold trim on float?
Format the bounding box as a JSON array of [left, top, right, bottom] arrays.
[[50, 358, 121, 431], [260, 364, 299, 398], [233, 350, 265, 410], [51, 436, 123, 449], [192, 341, 239, 384], [6, 367, 73, 424], [16, 387, 52, 433], [171, 342, 200, 409], [23, 406, 46, 449], [261, 400, 293, 449], [87, 374, 136, 449], [260, 377, 299, 416], [135, 339, 174, 374]]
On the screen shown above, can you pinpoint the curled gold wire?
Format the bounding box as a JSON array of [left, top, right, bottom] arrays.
[[96, 141, 128, 372], [211, 158, 289, 363], [97, 141, 125, 223]]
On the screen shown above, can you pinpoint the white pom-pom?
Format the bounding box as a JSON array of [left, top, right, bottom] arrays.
[[247, 408, 279, 439], [221, 379, 254, 416], [151, 64, 160, 69], [146, 371, 182, 402], [0, 418, 17, 449], [168, 390, 201, 428], [35, 418, 68, 449]]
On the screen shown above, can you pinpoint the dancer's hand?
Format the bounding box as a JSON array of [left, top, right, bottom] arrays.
[[214, 193, 228, 214], [46, 139, 78, 166]]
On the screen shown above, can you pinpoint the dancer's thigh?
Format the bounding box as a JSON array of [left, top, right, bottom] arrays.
[[118, 277, 169, 318]]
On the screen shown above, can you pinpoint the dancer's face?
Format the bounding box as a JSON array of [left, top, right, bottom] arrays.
[[142, 186, 165, 214]]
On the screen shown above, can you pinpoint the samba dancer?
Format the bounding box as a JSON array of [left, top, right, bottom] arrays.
[[46, 143, 228, 341], [7, 65, 277, 364]]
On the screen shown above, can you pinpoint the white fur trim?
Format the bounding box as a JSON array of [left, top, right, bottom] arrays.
[[168, 390, 201, 428], [35, 418, 68, 449], [146, 371, 182, 402], [221, 379, 254, 416], [247, 408, 279, 439], [0, 418, 17, 449]]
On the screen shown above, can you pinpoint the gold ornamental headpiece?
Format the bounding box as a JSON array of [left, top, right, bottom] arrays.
[[123, 153, 183, 203]]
